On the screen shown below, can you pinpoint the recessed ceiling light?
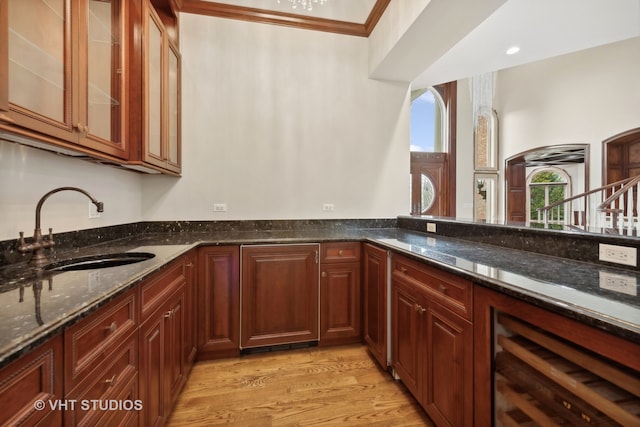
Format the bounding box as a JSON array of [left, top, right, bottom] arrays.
[[506, 46, 520, 55]]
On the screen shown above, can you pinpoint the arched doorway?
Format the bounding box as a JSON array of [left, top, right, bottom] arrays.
[[505, 144, 588, 224]]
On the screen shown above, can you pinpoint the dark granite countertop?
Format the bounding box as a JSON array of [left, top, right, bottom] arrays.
[[0, 227, 638, 369]]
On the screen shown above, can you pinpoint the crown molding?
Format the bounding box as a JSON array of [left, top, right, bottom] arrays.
[[180, 0, 390, 37]]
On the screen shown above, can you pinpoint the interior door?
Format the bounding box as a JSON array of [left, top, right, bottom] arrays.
[[604, 129, 640, 183], [505, 160, 526, 223], [411, 152, 448, 216]]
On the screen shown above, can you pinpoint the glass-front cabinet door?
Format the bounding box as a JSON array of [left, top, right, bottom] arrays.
[[167, 41, 180, 172], [1, 0, 127, 158], [144, 5, 164, 167], [3, 0, 74, 140], [76, 0, 127, 158], [141, 0, 180, 174]]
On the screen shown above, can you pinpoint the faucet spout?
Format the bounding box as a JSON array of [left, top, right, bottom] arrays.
[[18, 187, 105, 267]]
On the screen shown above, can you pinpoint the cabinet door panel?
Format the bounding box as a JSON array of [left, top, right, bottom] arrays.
[[0, 336, 63, 427], [241, 245, 319, 348], [80, 0, 127, 157], [320, 262, 361, 345], [145, 6, 163, 163], [198, 246, 240, 358], [165, 291, 185, 410], [424, 304, 472, 427], [7, 0, 72, 136], [167, 41, 180, 169], [363, 243, 388, 368], [139, 314, 164, 427], [391, 279, 421, 400]]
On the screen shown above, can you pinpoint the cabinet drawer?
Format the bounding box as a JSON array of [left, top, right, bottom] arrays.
[[140, 257, 186, 321], [0, 336, 63, 427], [65, 288, 138, 389], [65, 334, 138, 427], [392, 255, 473, 320], [321, 242, 361, 263]]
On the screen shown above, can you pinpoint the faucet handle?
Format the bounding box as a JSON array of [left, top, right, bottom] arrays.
[[17, 231, 28, 254], [44, 228, 55, 249]]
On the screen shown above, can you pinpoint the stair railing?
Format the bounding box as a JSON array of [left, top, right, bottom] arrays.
[[537, 176, 640, 232]]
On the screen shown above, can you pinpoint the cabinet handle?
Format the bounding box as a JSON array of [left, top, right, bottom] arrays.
[[164, 309, 174, 319], [105, 374, 117, 386], [414, 304, 426, 314], [338, 250, 344, 256], [186, 262, 194, 268], [105, 321, 117, 333], [400, 267, 408, 274], [321, 271, 327, 277], [439, 284, 447, 293]]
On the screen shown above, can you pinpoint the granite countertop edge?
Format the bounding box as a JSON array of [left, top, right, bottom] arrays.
[[0, 228, 638, 369]]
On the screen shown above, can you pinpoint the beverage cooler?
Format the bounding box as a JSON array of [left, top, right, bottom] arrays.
[[491, 310, 640, 426]]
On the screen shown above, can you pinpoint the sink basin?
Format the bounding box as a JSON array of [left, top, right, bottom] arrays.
[[44, 252, 155, 272]]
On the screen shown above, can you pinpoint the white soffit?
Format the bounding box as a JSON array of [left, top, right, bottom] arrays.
[[410, 0, 640, 88], [368, 0, 508, 83]]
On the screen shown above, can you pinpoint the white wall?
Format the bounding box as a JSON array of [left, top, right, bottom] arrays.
[[0, 139, 143, 240], [456, 37, 640, 221], [141, 13, 411, 221]]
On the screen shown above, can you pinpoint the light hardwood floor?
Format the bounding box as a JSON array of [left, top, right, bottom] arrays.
[[168, 344, 433, 426]]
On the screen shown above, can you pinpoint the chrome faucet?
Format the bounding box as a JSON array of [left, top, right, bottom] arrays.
[[17, 187, 104, 267]]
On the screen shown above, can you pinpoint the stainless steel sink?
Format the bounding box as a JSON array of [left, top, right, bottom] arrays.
[[44, 252, 155, 272]]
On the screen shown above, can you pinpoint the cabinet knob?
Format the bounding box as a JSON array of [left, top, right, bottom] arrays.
[[439, 284, 447, 293], [105, 321, 117, 333], [400, 267, 408, 274], [105, 374, 117, 386], [164, 309, 175, 319], [414, 304, 426, 314], [321, 271, 327, 277], [338, 250, 344, 256], [186, 262, 194, 268]]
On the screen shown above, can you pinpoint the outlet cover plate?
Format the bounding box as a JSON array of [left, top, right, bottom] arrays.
[[598, 243, 637, 267]]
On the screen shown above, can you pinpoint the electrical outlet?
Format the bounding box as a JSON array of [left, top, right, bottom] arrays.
[[322, 203, 335, 212], [213, 203, 227, 212], [88, 201, 102, 219], [599, 271, 637, 296], [426, 222, 436, 233], [598, 243, 637, 267]]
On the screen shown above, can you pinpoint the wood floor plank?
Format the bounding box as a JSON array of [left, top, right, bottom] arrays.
[[168, 344, 433, 426]]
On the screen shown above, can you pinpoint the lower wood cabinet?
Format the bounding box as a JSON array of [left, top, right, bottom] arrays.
[[474, 285, 640, 427], [391, 253, 473, 427], [0, 335, 63, 427], [319, 242, 362, 346], [363, 243, 388, 369], [139, 256, 189, 427], [183, 251, 198, 375], [63, 286, 139, 426], [197, 246, 240, 359], [241, 244, 320, 348]]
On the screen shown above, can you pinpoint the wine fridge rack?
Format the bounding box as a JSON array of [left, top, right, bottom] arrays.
[[494, 312, 640, 426]]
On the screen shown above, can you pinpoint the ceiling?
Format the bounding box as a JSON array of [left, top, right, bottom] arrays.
[[182, 0, 640, 87], [201, 0, 377, 23]]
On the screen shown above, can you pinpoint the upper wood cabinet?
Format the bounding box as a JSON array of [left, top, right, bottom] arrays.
[[0, 0, 129, 159], [126, 0, 181, 175], [0, 0, 181, 175]]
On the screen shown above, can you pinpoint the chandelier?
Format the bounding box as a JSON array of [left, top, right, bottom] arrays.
[[277, 0, 327, 12]]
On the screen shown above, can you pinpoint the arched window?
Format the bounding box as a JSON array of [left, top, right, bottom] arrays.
[[410, 88, 446, 153], [527, 167, 571, 226], [409, 85, 453, 216]]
